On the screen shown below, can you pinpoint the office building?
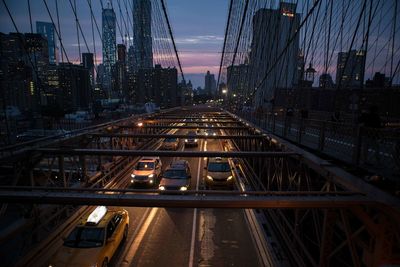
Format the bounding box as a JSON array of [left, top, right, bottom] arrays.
[[227, 64, 249, 96], [319, 73, 334, 88], [57, 63, 91, 110], [204, 71, 216, 96], [114, 44, 127, 99], [82, 53, 94, 86], [336, 50, 366, 88], [133, 65, 178, 107], [249, 2, 301, 107], [102, 6, 116, 92], [133, 0, 153, 70], [36, 21, 58, 64]]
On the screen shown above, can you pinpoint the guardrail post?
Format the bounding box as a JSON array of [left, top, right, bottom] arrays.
[[272, 114, 276, 133], [59, 155, 66, 187], [352, 126, 362, 165], [283, 115, 288, 137], [297, 119, 303, 143], [79, 155, 87, 184], [318, 121, 326, 151]]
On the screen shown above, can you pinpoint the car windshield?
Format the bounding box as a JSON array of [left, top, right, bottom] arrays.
[[165, 138, 177, 142], [208, 162, 231, 172], [163, 169, 188, 179], [136, 162, 155, 170], [63, 227, 105, 248], [187, 131, 196, 136]]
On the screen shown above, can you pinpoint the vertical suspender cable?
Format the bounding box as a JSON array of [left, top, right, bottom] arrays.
[[216, 0, 233, 92], [160, 0, 185, 83]]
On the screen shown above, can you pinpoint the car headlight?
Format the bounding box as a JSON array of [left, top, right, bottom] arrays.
[[185, 139, 188, 142], [148, 174, 154, 178], [213, 133, 217, 136], [180, 186, 187, 191], [159, 186, 165, 190], [131, 174, 135, 178], [205, 132, 209, 136], [130, 179, 134, 183], [207, 175, 213, 180], [227, 175, 233, 181], [194, 139, 198, 142], [149, 179, 153, 184]]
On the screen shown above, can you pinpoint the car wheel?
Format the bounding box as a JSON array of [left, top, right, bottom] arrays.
[[123, 225, 128, 241], [102, 258, 108, 267]]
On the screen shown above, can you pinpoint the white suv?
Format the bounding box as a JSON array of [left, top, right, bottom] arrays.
[[131, 157, 162, 187]]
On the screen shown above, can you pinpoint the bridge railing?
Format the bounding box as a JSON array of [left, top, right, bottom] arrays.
[[235, 110, 400, 183]]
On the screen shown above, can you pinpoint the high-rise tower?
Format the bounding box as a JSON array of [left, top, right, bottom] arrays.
[[102, 6, 116, 93], [249, 2, 301, 107], [36, 21, 58, 64], [133, 0, 153, 70]]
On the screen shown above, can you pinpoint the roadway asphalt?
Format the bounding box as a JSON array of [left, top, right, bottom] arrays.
[[110, 129, 262, 267]]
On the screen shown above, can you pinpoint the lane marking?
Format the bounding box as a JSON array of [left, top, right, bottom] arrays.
[[121, 207, 159, 266], [189, 139, 203, 267]]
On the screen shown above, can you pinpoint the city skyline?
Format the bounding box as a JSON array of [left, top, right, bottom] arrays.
[[0, 0, 228, 88], [1, 1, 397, 89]]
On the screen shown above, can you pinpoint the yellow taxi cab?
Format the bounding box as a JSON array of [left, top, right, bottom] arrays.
[[48, 206, 129, 267]]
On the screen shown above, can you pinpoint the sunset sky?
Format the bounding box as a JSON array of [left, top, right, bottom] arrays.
[[0, 0, 398, 88], [0, 0, 228, 88]]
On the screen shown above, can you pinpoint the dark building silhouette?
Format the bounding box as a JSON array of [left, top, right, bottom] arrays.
[[82, 53, 94, 86], [319, 73, 334, 88], [114, 44, 127, 100], [133, 65, 177, 108], [336, 50, 366, 88], [36, 21, 58, 64], [204, 71, 216, 96], [57, 63, 91, 111], [0, 32, 49, 111], [133, 0, 153, 70], [102, 6, 116, 93], [249, 2, 300, 107], [227, 64, 249, 96]]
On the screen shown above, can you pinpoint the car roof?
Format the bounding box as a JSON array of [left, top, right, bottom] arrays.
[[139, 157, 160, 162], [169, 160, 188, 169], [208, 157, 229, 163]]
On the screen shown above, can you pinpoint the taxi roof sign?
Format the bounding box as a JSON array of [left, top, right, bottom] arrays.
[[87, 206, 107, 225]]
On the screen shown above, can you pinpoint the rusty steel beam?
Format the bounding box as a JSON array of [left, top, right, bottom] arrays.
[[88, 133, 268, 139], [0, 191, 376, 208], [34, 148, 298, 157], [120, 125, 248, 129], [0, 186, 363, 196]]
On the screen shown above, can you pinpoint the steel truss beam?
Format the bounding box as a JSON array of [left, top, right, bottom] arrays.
[[0, 191, 374, 208], [89, 133, 268, 139], [35, 148, 298, 157], [120, 125, 248, 129]]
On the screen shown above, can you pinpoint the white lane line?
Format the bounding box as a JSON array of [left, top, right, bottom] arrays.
[[189, 140, 203, 267], [121, 207, 159, 266]]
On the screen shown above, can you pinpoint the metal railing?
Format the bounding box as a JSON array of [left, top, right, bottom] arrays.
[[235, 110, 400, 183]]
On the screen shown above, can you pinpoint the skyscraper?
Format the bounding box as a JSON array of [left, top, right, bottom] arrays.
[[102, 6, 116, 93], [36, 21, 58, 64], [249, 2, 300, 107], [82, 53, 94, 86], [336, 50, 366, 88], [133, 0, 153, 70], [205, 71, 216, 96], [114, 44, 127, 99]]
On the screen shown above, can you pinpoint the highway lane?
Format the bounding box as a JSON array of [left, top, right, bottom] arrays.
[[113, 130, 262, 267]]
